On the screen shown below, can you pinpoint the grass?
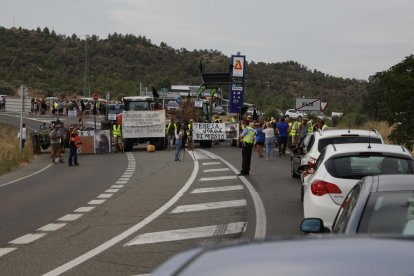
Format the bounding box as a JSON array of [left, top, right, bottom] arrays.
[[0, 123, 34, 176]]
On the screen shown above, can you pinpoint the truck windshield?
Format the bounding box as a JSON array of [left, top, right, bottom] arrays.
[[128, 101, 149, 111]]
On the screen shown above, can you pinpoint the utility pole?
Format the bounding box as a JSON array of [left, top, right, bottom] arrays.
[[84, 35, 90, 97]]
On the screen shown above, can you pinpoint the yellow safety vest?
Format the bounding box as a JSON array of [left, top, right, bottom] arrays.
[[308, 120, 314, 133], [242, 126, 254, 144], [231, 117, 236, 124], [166, 123, 177, 133], [289, 122, 295, 136], [293, 121, 301, 136], [112, 124, 121, 137]]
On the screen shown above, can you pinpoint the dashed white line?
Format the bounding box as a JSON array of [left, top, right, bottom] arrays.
[[199, 175, 238, 181], [110, 185, 124, 189], [171, 199, 247, 213], [97, 194, 113, 199], [0, 247, 17, 257], [202, 162, 221, 166], [203, 168, 230, 173], [9, 233, 47, 245], [125, 222, 246, 246], [191, 185, 244, 194], [37, 223, 67, 232], [116, 181, 128, 184], [105, 189, 120, 193], [58, 214, 83, 222], [88, 199, 106, 205], [74, 206, 96, 213]]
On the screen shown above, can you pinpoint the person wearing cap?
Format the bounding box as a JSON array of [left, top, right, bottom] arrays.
[[187, 119, 194, 151], [49, 124, 64, 163]]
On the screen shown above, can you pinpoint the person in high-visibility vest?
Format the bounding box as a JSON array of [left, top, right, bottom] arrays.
[[112, 115, 123, 152], [307, 119, 314, 134], [292, 117, 302, 146], [187, 119, 194, 151], [238, 120, 255, 176], [166, 118, 177, 149]]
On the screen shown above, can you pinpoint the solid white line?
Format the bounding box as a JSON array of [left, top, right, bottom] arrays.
[[38, 223, 67, 232], [203, 168, 230, 173], [198, 149, 267, 239], [9, 233, 47, 245], [171, 200, 247, 213], [58, 214, 83, 222], [0, 163, 53, 188], [192, 185, 244, 194], [88, 199, 106, 205], [97, 193, 113, 199], [202, 162, 221, 166], [0, 247, 17, 257], [43, 149, 200, 276], [110, 185, 124, 189], [116, 181, 128, 184], [199, 176, 237, 181], [105, 189, 120, 193], [74, 206, 96, 213], [125, 222, 246, 246]]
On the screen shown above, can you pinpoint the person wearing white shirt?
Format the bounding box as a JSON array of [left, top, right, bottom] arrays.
[[263, 122, 275, 160]]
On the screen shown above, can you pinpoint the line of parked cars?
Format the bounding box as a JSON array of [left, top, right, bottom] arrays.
[[290, 128, 414, 234]]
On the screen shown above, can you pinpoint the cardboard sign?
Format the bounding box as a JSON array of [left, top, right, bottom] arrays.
[[193, 123, 226, 140]]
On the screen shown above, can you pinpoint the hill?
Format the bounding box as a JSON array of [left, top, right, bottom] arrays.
[[0, 26, 367, 115]]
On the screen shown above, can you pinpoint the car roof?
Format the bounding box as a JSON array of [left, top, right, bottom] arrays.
[[123, 96, 154, 101], [315, 128, 383, 139], [152, 237, 414, 276], [324, 143, 412, 158], [375, 175, 414, 192]]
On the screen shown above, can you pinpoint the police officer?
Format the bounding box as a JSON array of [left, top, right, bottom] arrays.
[[238, 120, 255, 176]]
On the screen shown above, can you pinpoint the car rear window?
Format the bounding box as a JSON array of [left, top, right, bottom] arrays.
[[318, 137, 382, 152], [358, 191, 414, 234], [325, 155, 414, 179]]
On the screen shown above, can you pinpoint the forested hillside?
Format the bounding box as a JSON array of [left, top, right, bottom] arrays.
[[0, 26, 367, 114]]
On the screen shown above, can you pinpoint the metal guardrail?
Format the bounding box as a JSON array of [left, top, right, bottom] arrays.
[[4, 97, 31, 113]]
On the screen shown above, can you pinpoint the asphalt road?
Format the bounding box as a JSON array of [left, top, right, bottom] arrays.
[[0, 112, 303, 275]]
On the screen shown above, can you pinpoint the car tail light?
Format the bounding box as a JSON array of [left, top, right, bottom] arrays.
[[310, 180, 342, 196], [308, 157, 317, 168]]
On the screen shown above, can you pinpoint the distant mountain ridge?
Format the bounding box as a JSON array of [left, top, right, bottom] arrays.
[[0, 26, 367, 114]]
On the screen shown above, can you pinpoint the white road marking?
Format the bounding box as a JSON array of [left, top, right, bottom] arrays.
[[105, 189, 119, 193], [118, 178, 130, 181], [125, 222, 246, 246], [199, 175, 238, 181], [110, 185, 124, 189], [198, 149, 267, 239], [9, 233, 47, 245], [203, 168, 230, 173], [0, 247, 17, 257], [171, 200, 247, 213], [120, 175, 131, 178], [88, 199, 106, 205], [74, 206, 96, 213], [202, 162, 221, 166], [43, 151, 200, 276], [58, 214, 83, 222], [0, 163, 53, 188], [97, 193, 113, 199], [191, 185, 244, 194], [193, 151, 212, 160], [123, 172, 133, 175], [116, 181, 128, 184], [38, 223, 67, 232]]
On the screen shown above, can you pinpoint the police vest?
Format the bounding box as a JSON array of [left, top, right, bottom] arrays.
[[242, 126, 254, 144], [307, 120, 314, 133], [112, 124, 121, 137], [288, 122, 295, 136], [166, 123, 177, 133]]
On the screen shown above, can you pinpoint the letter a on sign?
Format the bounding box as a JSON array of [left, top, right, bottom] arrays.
[[232, 56, 245, 78]]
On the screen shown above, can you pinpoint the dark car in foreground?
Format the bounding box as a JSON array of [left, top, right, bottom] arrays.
[[301, 174, 414, 235], [152, 236, 414, 275]]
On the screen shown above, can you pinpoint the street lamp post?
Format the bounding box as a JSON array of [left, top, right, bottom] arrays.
[[84, 35, 90, 98]]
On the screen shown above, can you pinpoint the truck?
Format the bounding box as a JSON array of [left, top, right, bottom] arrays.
[[121, 96, 166, 151]]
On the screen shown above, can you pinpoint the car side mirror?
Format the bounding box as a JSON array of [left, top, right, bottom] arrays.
[[300, 218, 328, 233]]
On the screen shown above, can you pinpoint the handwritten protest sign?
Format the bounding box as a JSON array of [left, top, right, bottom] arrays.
[[193, 123, 226, 140], [122, 110, 166, 138]]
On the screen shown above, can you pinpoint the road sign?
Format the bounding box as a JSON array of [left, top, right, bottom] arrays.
[[232, 56, 245, 78], [295, 98, 321, 111]]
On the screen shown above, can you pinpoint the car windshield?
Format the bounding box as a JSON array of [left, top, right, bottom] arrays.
[[325, 155, 414, 179], [108, 104, 124, 115], [318, 137, 382, 152], [358, 190, 414, 235]]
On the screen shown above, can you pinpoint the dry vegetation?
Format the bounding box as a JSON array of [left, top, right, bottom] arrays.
[[0, 123, 33, 175]]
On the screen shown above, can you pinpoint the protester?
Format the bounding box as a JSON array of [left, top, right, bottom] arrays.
[[49, 124, 64, 163], [174, 124, 184, 161], [255, 122, 265, 157], [276, 117, 289, 156], [68, 126, 81, 166], [264, 122, 275, 160]]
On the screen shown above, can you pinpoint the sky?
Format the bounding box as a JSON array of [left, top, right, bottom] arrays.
[[1, 0, 413, 80]]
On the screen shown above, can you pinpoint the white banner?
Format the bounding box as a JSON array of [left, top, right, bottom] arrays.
[[193, 123, 226, 140], [122, 110, 166, 138]]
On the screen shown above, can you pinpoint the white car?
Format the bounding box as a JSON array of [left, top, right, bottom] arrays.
[[284, 109, 306, 119], [301, 129, 384, 170], [302, 143, 414, 229]]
